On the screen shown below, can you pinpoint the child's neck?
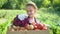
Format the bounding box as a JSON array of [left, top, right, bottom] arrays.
[[29, 17, 35, 23], [29, 17, 34, 19]]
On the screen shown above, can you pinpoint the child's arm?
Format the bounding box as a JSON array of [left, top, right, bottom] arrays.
[[8, 15, 20, 31], [13, 15, 27, 27], [13, 15, 20, 26], [11, 15, 20, 31]]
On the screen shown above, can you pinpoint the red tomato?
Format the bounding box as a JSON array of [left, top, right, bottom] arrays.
[[19, 27, 25, 30], [32, 24, 37, 30], [34, 29, 39, 31], [43, 24, 47, 30], [36, 23, 44, 30], [34, 25, 37, 29], [31, 23, 38, 29], [25, 24, 29, 30]]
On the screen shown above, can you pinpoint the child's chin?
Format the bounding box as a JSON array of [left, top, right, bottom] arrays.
[[29, 16, 33, 18], [28, 15, 34, 17]]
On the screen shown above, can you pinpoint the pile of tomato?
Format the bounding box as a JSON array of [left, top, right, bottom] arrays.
[[10, 23, 47, 31]]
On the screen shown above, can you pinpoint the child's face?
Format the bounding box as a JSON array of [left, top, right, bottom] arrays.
[[26, 6, 36, 18]]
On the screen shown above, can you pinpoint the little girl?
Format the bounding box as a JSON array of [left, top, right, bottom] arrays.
[[11, 1, 47, 31]]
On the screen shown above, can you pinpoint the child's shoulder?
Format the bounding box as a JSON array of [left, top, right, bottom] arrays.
[[17, 14, 28, 21]]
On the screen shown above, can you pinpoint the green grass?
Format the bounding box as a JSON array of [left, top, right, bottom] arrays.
[[0, 8, 60, 34]]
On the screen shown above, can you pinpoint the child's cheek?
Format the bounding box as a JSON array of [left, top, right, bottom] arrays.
[[28, 12, 32, 16]]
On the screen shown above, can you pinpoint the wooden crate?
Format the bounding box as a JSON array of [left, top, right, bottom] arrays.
[[6, 27, 50, 34]]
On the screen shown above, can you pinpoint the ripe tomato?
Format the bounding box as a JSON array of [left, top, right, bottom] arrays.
[[36, 23, 44, 30], [25, 24, 29, 30], [19, 27, 25, 30], [43, 24, 47, 30], [32, 24, 37, 30]]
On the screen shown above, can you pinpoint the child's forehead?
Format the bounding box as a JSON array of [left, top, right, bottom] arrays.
[[26, 6, 35, 10]]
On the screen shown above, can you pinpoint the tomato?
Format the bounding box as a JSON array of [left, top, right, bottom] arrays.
[[25, 24, 34, 30], [25, 24, 29, 30], [36, 23, 44, 30], [34, 25, 37, 29], [19, 27, 25, 30], [32, 24, 37, 30], [34, 29, 39, 31], [43, 24, 47, 30]]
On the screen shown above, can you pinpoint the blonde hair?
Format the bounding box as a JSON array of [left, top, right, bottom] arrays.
[[26, 1, 38, 11]]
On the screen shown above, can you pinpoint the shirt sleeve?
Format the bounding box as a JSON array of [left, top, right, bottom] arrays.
[[12, 15, 26, 27], [13, 15, 20, 26]]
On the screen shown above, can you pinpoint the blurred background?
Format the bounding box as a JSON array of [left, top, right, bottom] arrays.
[[0, 0, 60, 34]]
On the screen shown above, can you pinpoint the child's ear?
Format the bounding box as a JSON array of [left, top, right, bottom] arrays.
[[34, 8, 38, 13], [34, 10, 37, 13]]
